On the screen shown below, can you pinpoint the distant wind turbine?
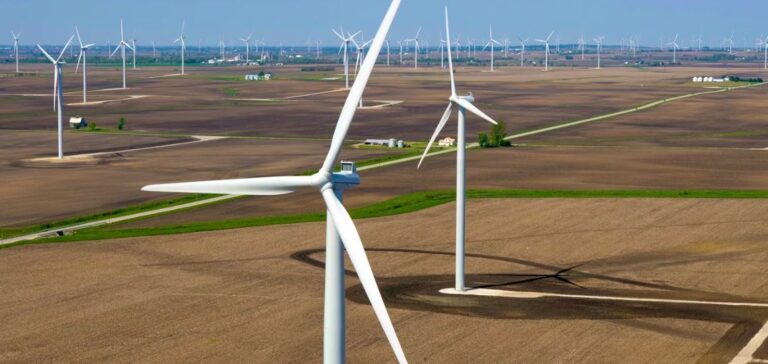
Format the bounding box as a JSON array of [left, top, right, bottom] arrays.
[[536, 30, 554, 71], [110, 19, 133, 89], [74, 27, 95, 104], [404, 27, 422, 69], [518, 36, 528, 67], [174, 22, 187, 74], [667, 34, 680, 64], [38, 35, 74, 159], [594, 36, 604, 69], [483, 25, 502, 72], [11, 31, 21, 73], [240, 32, 253, 63]]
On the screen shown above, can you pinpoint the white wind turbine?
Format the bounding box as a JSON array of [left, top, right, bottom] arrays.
[[11, 31, 21, 73], [240, 32, 253, 63], [174, 22, 187, 75], [110, 19, 134, 89], [38, 35, 74, 159], [333, 27, 360, 89], [440, 32, 447, 68], [130, 37, 137, 69], [759, 36, 768, 70], [418, 7, 500, 292], [74, 27, 95, 104], [141, 2, 406, 363], [385, 38, 391, 65], [594, 36, 604, 69], [578, 35, 586, 60], [668, 34, 680, 63], [483, 25, 502, 72], [518, 36, 528, 67], [727, 32, 735, 54], [404, 27, 422, 69], [536, 30, 554, 71]]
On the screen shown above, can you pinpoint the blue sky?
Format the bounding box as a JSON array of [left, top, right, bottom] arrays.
[[3, 0, 766, 48]]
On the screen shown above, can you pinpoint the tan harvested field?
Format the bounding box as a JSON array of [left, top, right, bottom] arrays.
[[126, 144, 768, 228], [0, 130, 398, 227], [4, 198, 768, 363], [520, 82, 768, 148], [1, 64, 737, 140]]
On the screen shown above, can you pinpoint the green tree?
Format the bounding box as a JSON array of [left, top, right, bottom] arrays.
[[88, 121, 97, 131], [117, 117, 126, 131], [489, 120, 511, 147], [477, 133, 489, 148]]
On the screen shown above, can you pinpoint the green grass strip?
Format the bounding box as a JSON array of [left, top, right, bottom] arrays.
[[5, 188, 768, 249]]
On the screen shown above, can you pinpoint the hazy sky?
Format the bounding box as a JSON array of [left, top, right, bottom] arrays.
[[3, 0, 766, 48]]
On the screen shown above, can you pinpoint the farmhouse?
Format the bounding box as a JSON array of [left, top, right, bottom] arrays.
[[68, 116, 87, 129], [438, 137, 456, 147]]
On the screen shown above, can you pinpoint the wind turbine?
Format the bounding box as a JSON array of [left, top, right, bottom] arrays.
[[418, 7, 499, 292], [385, 38, 390, 65], [594, 36, 604, 69], [174, 22, 187, 75], [727, 32, 735, 54], [404, 27, 422, 69], [351, 36, 371, 76], [578, 35, 586, 60], [668, 34, 680, 64], [398, 40, 404, 64], [110, 19, 133, 89], [38, 35, 74, 159], [536, 31, 554, 71], [440, 32, 447, 68], [759, 36, 768, 70], [140, 1, 406, 362], [11, 31, 21, 73], [240, 32, 253, 63], [130, 38, 137, 69], [518, 36, 528, 67], [333, 27, 359, 89], [74, 27, 95, 104], [483, 26, 502, 72]]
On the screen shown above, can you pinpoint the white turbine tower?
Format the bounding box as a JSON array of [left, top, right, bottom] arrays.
[[594, 36, 604, 69], [174, 22, 187, 75], [38, 36, 74, 159], [333, 27, 360, 89], [418, 7, 499, 292], [760, 36, 768, 70], [11, 31, 21, 73], [727, 32, 735, 54], [405, 27, 422, 69], [536, 31, 554, 71], [518, 36, 528, 67], [440, 32, 447, 68], [240, 32, 253, 63], [141, 1, 406, 362], [483, 26, 502, 72], [668, 34, 680, 64], [578, 35, 586, 60], [130, 38, 137, 69], [110, 19, 133, 89], [74, 27, 95, 104]]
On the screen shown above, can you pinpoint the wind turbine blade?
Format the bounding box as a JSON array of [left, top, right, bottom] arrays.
[[110, 44, 121, 57], [75, 51, 83, 73], [142, 176, 317, 196], [418, 103, 453, 169], [349, 30, 362, 40], [445, 7, 456, 97], [181, 21, 186, 36], [37, 45, 56, 63], [546, 30, 555, 42], [321, 188, 407, 364], [332, 29, 344, 40], [415, 27, 422, 39], [320, 0, 401, 173], [56, 35, 75, 62], [120, 19, 124, 41], [75, 27, 83, 46], [453, 97, 498, 125]]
